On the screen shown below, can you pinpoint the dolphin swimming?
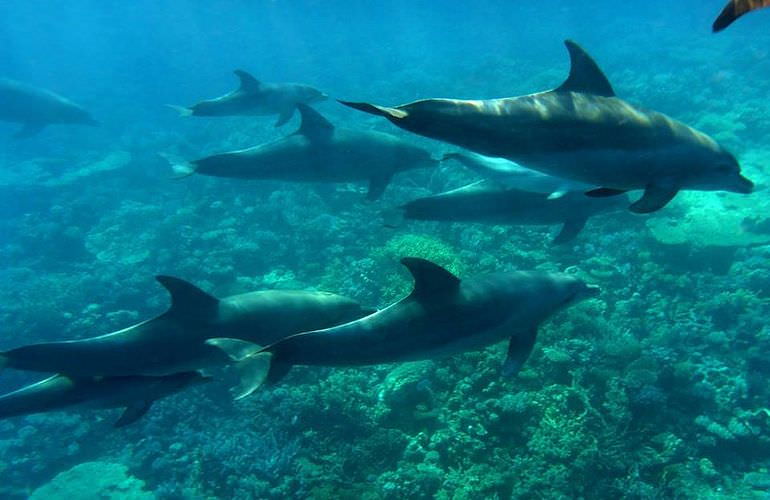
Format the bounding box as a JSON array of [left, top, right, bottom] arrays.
[[400, 180, 626, 244], [340, 40, 754, 213], [168, 104, 438, 200], [210, 257, 599, 397], [713, 0, 770, 31], [0, 371, 209, 427], [0, 275, 373, 377], [0, 79, 97, 138], [442, 152, 592, 199], [168, 70, 327, 126]]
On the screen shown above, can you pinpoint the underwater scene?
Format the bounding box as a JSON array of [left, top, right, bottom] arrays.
[[1, 0, 770, 498]]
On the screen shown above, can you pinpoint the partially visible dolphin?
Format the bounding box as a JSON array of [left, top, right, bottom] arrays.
[[168, 70, 327, 126], [0, 79, 97, 138], [400, 180, 626, 244], [0, 276, 373, 377], [442, 152, 593, 199], [340, 40, 754, 213], [0, 371, 209, 427], [167, 104, 438, 200], [713, 0, 770, 31], [210, 257, 599, 397]]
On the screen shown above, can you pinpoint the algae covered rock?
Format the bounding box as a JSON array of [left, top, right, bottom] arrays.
[[29, 461, 155, 500]]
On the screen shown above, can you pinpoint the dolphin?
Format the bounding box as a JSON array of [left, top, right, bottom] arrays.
[[442, 152, 593, 199], [339, 40, 754, 213], [400, 180, 626, 244], [0, 79, 97, 138], [713, 0, 770, 31], [167, 104, 438, 200], [0, 276, 373, 378], [168, 70, 327, 126], [210, 257, 599, 397], [0, 371, 209, 427]]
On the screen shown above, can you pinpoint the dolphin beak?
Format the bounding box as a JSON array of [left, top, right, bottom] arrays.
[[734, 174, 754, 194]]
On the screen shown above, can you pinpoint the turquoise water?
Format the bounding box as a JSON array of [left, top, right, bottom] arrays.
[[1, 0, 770, 498]]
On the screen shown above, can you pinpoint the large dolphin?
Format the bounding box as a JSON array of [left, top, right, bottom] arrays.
[[0, 276, 373, 377], [442, 152, 593, 199], [210, 257, 599, 397], [168, 104, 438, 200], [168, 70, 327, 126], [400, 180, 626, 244], [713, 0, 770, 31], [0, 79, 97, 138], [0, 371, 209, 427], [340, 41, 754, 213]]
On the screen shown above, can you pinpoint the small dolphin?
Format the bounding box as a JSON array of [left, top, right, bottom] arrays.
[[0, 371, 209, 427], [442, 152, 592, 199], [0, 276, 373, 377], [168, 70, 327, 126], [0, 79, 97, 138], [400, 180, 626, 244], [340, 41, 754, 213], [210, 257, 599, 397], [167, 104, 438, 200], [713, 0, 770, 31]]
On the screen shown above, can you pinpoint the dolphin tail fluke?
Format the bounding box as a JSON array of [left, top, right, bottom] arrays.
[[338, 100, 408, 120], [158, 152, 197, 179], [165, 104, 194, 117], [206, 338, 271, 399]]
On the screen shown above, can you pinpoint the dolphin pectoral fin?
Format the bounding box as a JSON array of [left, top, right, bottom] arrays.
[[234, 354, 275, 399], [159, 152, 197, 179], [585, 187, 628, 198], [156, 276, 219, 321], [165, 104, 193, 117], [14, 122, 45, 139], [294, 104, 334, 141], [274, 108, 295, 127], [554, 41, 615, 97], [338, 100, 408, 120], [205, 338, 263, 361], [401, 257, 461, 300], [629, 182, 679, 214], [367, 174, 393, 201], [547, 190, 568, 200], [114, 401, 152, 428], [233, 69, 262, 93], [502, 328, 538, 377], [553, 217, 587, 245]]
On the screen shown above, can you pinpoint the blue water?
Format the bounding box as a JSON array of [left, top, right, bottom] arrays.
[[1, 0, 769, 498]]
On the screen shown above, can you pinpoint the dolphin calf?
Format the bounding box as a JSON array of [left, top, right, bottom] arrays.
[[340, 41, 754, 213], [0, 276, 373, 377], [168, 70, 327, 126], [0, 79, 97, 138], [442, 152, 592, 199], [168, 104, 438, 200], [211, 257, 599, 397], [0, 371, 209, 427], [400, 180, 626, 244], [713, 0, 770, 31]]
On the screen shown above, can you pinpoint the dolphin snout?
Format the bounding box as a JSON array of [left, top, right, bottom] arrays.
[[734, 174, 755, 194]]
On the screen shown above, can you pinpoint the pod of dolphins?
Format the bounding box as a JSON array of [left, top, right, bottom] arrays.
[[0, 13, 766, 427]]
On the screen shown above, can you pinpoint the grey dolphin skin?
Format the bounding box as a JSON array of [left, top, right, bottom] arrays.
[[0, 371, 209, 427], [0, 276, 373, 377], [400, 180, 626, 244], [169, 104, 438, 200], [0, 79, 97, 138], [168, 70, 327, 126], [340, 41, 754, 213], [442, 152, 592, 199], [713, 0, 770, 32], [210, 257, 599, 397]]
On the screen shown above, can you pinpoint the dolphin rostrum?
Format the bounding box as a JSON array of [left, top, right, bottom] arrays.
[[713, 0, 770, 31], [340, 41, 754, 213], [0, 371, 209, 427], [400, 180, 626, 244], [0, 276, 373, 378], [168, 70, 327, 126], [167, 104, 438, 200], [210, 257, 599, 398], [0, 79, 97, 138]]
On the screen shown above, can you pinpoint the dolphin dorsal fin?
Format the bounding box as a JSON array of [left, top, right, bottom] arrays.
[[233, 70, 261, 93], [155, 276, 219, 319], [554, 40, 615, 97], [401, 257, 460, 300], [294, 103, 334, 141]]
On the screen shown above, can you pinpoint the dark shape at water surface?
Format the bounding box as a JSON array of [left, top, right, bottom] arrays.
[[210, 257, 599, 398], [340, 40, 754, 213], [713, 0, 770, 32], [0, 371, 209, 427]]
